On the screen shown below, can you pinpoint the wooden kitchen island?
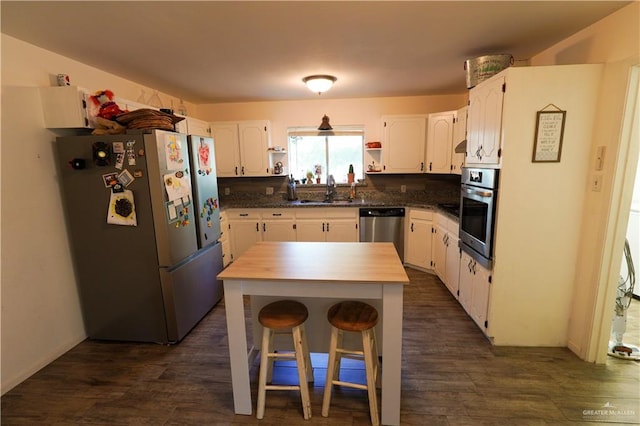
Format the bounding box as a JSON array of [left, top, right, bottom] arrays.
[[217, 241, 408, 425]]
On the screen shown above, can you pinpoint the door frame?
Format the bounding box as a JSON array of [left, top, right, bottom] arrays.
[[589, 64, 640, 363]]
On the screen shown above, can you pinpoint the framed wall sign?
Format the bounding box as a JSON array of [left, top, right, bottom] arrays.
[[532, 104, 566, 163]]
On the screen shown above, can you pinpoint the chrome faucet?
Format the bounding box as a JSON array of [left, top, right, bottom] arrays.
[[325, 174, 336, 201]]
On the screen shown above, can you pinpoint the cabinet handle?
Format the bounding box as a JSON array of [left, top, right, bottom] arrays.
[[322, 223, 325, 232], [421, 162, 424, 171], [234, 166, 238, 175], [241, 166, 245, 175], [468, 259, 473, 272], [326, 223, 330, 232], [272, 213, 282, 217], [263, 223, 266, 232], [429, 162, 432, 171], [256, 222, 259, 232], [472, 260, 476, 275], [239, 213, 249, 217]]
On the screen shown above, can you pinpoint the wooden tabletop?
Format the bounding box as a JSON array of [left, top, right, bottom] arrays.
[[218, 242, 409, 284]]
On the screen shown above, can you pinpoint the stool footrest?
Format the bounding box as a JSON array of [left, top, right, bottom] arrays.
[[265, 384, 302, 391], [336, 348, 364, 357], [267, 352, 296, 359], [332, 380, 368, 390]]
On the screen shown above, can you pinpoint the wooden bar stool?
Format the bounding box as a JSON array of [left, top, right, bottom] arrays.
[[256, 300, 313, 420], [322, 301, 381, 426]]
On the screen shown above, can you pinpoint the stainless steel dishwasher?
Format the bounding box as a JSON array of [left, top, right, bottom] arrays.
[[359, 207, 405, 261]]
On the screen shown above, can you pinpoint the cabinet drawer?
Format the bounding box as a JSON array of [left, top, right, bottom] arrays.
[[294, 208, 358, 219], [446, 217, 459, 235], [409, 209, 433, 221], [259, 209, 295, 220], [225, 209, 260, 219]]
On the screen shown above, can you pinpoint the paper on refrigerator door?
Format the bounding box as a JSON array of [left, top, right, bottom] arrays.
[[164, 171, 191, 202], [106, 189, 137, 226]]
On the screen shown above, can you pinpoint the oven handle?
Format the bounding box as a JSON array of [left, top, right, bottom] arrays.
[[462, 187, 493, 197]]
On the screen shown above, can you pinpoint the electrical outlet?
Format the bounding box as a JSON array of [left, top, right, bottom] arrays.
[[266, 187, 274, 195], [400, 184, 406, 193], [224, 187, 230, 195], [591, 175, 603, 192]]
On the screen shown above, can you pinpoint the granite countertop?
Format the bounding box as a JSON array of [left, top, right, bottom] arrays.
[[219, 189, 460, 220]]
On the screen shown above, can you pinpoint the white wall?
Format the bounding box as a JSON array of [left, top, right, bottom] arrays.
[[530, 2, 640, 360]]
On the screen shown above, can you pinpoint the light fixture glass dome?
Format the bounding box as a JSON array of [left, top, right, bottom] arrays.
[[303, 75, 337, 94]]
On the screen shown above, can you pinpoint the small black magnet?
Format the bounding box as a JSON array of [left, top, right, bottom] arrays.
[[69, 158, 86, 170]]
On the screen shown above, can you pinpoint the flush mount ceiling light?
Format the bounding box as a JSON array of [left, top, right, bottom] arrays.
[[303, 75, 337, 95]]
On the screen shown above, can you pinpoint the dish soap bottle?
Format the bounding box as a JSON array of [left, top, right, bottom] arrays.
[[349, 182, 356, 200]]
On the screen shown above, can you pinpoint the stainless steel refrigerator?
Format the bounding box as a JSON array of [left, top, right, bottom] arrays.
[[55, 129, 223, 343]]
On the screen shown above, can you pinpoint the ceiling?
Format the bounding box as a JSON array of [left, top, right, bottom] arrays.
[[1, 1, 632, 104]]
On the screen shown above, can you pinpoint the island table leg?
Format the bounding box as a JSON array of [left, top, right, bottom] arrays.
[[223, 280, 253, 415], [381, 284, 403, 425]]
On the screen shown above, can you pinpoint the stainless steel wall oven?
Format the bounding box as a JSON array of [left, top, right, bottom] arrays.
[[459, 167, 499, 268]]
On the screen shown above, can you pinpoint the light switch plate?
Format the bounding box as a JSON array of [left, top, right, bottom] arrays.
[[595, 146, 606, 170]]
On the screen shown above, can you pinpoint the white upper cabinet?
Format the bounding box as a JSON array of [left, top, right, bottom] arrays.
[[238, 121, 271, 176], [40, 86, 94, 129], [211, 120, 271, 177], [466, 76, 505, 166], [211, 123, 242, 177], [381, 115, 427, 173], [182, 117, 210, 136], [425, 111, 455, 174], [451, 106, 467, 174]]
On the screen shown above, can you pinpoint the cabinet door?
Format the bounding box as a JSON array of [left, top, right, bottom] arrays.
[[221, 238, 232, 267], [458, 251, 474, 312], [432, 222, 447, 281], [426, 112, 454, 174], [382, 116, 426, 173], [296, 220, 326, 242], [40, 86, 93, 129], [326, 219, 358, 242], [238, 121, 270, 177], [451, 106, 467, 174], [229, 220, 260, 260], [187, 118, 210, 136], [406, 217, 432, 269], [444, 231, 461, 298], [211, 123, 241, 177], [466, 76, 504, 165], [470, 262, 491, 330], [262, 219, 296, 241]]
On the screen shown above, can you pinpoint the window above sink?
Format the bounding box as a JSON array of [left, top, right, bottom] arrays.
[[288, 126, 364, 185]]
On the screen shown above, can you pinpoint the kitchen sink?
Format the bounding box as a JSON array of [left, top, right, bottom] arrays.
[[295, 199, 355, 205], [324, 199, 354, 204]]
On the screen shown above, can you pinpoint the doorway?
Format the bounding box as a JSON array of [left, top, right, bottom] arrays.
[[593, 64, 640, 363]]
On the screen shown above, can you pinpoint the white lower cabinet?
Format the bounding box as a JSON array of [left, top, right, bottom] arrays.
[[225, 208, 358, 260], [459, 251, 491, 333], [227, 209, 297, 260], [444, 222, 460, 298], [295, 208, 359, 242], [227, 210, 262, 261], [431, 213, 461, 298], [405, 209, 433, 269], [260, 210, 296, 241], [219, 211, 231, 267]]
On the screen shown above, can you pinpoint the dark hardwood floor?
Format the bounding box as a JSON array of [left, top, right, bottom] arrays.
[[2, 268, 639, 425]]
